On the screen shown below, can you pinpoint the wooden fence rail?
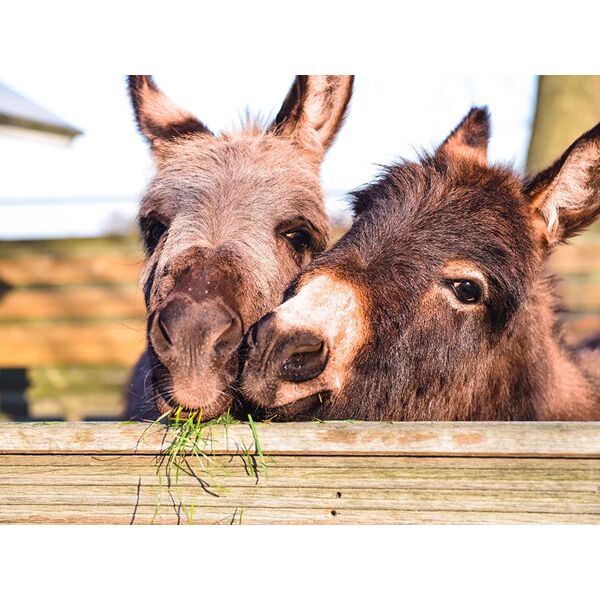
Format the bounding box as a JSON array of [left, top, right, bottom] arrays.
[[1, 421, 599, 524], [0, 233, 599, 421]]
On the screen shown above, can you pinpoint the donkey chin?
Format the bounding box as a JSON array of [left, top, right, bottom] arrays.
[[243, 373, 340, 421], [151, 358, 236, 420], [242, 356, 341, 421]]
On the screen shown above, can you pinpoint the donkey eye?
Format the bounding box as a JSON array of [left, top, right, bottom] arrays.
[[283, 229, 312, 254], [141, 216, 168, 253], [147, 221, 167, 247], [450, 280, 482, 304]]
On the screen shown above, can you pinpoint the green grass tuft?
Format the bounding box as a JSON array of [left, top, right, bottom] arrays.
[[141, 407, 267, 524]]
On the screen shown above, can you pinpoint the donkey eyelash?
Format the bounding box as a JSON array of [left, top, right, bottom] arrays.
[[444, 279, 484, 305]]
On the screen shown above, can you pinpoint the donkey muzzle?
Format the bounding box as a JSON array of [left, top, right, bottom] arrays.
[[151, 296, 243, 368], [242, 312, 332, 410]]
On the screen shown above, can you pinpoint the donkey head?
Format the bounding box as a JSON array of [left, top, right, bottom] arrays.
[[242, 108, 600, 421], [130, 75, 353, 419]]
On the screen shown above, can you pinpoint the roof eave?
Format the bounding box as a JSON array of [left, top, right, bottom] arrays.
[[0, 114, 82, 140]]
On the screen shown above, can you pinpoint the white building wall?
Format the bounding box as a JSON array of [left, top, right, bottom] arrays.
[[0, 74, 537, 240]]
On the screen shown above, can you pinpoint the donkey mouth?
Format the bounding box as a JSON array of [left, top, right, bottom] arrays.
[[257, 390, 331, 421], [154, 382, 232, 421], [151, 359, 233, 421]]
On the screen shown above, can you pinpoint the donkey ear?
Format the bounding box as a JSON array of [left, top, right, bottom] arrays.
[[127, 75, 212, 151], [524, 122, 600, 245], [268, 75, 354, 158], [437, 107, 490, 167]]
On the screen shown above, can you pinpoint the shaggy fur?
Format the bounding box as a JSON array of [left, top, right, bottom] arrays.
[[126, 75, 354, 420], [242, 108, 600, 421]]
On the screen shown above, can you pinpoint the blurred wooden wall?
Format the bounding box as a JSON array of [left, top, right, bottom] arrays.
[[0, 237, 146, 421], [527, 75, 600, 173], [528, 75, 600, 349]]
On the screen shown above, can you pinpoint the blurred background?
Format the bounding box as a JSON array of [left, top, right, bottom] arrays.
[[0, 75, 598, 421]]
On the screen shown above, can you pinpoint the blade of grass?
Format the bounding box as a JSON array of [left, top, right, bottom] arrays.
[[247, 414, 267, 477], [140, 408, 267, 523]]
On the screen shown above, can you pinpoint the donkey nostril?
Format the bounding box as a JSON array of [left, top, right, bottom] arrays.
[[249, 323, 259, 347], [278, 334, 329, 383], [213, 313, 243, 356], [154, 298, 189, 349], [156, 313, 173, 346]]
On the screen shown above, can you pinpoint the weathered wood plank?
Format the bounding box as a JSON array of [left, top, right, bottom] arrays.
[[0, 322, 145, 367], [0, 254, 141, 287], [1, 466, 599, 492], [1, 422, 600, 457], [2, 454, 600, 494], [1, 504, 598, 525], [27, 394, 124, 421], [0, 286, 144, 321], [1, 423, 599, 524], [1, 453, 598, 469], [2, 485, 599, 514], [0, 236, 142, 259]]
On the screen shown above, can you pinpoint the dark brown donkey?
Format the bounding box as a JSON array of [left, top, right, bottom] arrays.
[[242, 108, 600, 421], [126, 75, 354, 420]]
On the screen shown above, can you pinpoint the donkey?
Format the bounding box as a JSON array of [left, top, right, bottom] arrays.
[[126, 74, 354, 420], [241, 108, 600, 421]]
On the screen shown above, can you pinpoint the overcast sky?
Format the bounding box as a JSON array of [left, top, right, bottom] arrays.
[[0, 74, 537, 239]]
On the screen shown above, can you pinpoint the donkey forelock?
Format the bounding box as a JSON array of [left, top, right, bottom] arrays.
[[126, 74, 354, 421]]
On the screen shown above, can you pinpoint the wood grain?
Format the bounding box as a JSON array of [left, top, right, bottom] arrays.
[[1, 421, 600, 457], [2, 460, 599, 492], [2, 485, 599, 513], [2, 505, 597, 525], [1, 422, 599, 524]]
